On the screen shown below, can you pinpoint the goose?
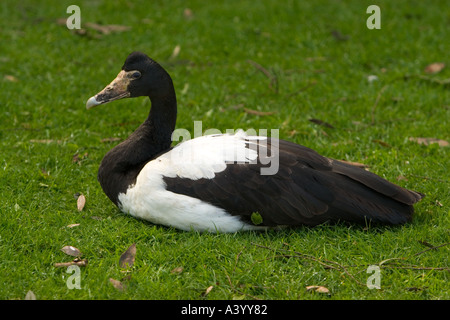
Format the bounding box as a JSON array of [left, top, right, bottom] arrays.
[[86, 51, 424, 233]]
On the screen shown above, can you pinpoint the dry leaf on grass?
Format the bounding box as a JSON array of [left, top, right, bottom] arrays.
[[409, 137, 449, 147], [4, 75, 19, 82], [184, 8, 194, 19], [25, 290, 36, 300], [171, 266, 184, 274], [169, 45, 181, 60], [202, 285, 214, 297], [372, 139, 392, 148], [119, 243, 136, 268], [77, 194, 86, 211], [84, 22, 131, 34], [424, 62, 445, 74], [306, 285, 330, 294], [109, 278, 125, 291], [54, 259, 88, 268], [101, 137, 121, 143], [57, 18, 131, 36], [66, 223, 80, 228], [29, 139, 63, 144], [61, 245, 82, 257], [243, 108, 276, 116], [367, 75, 378, 83], [82, 23, 129, 38]]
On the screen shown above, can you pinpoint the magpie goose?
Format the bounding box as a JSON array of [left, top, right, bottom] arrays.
[[86, 51, 424, 232]]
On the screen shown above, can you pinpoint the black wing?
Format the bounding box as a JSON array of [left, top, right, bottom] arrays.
[[163, 138, 424, 227]]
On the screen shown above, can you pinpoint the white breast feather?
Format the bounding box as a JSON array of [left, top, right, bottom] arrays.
[[117, 132, 268, 232]]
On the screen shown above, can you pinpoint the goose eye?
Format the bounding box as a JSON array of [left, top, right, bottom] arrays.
[[131, 71, 141, 79]]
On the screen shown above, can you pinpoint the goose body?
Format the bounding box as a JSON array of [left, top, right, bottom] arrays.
[[86, 52, 424, 233], [118, 132, 268, 232]]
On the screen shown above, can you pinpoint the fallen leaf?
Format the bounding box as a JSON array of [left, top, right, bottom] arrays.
[[367, 75, 378, 83], [54, 259, 88, 268], [66, 223, 80, 228], [101, 137, 121, 143], [109, 278, 125, 291], [56, 18, 131, 38], [287, 130, 298, 138], [372, 139, 392, 148], [72, 28, 97, 38], [56, 18, 67, 25], [84, 22, 131, 35], [306, 285, 330, 294], [183, 8, 194, 19], [169, 45, 181, 60], [61, 245, 82, 257], [243, 108, 276, 116], [171, 266, 184, 274], [424, 62, 445, 74], [119, 243, 136, 268], [77, 194, 86, 211], [435, 200, 443, 207], [202, 285, 214, 297], [4, 75, 19, 82], [25, 290, 36, 300], [309, 118, 335, 129], [409, 137, 449, 147], [29, 139, 63, 144], [180, 83, 189, 95]]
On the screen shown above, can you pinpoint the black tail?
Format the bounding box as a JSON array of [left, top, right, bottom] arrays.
[[323, 160, 425, 225]]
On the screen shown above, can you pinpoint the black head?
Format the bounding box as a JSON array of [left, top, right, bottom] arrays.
[[86, 51, 172, 109]]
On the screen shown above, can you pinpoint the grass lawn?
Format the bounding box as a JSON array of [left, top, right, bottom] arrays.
[[0, 0, 449, 301]]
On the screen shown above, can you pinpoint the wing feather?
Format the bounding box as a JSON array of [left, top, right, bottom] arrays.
[[161, 133, 423, 227]]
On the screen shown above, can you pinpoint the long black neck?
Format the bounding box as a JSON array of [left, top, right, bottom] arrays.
[[98, 84, 177, 207]]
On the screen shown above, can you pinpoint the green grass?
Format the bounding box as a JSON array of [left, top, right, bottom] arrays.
[[0, 0, 449, 300]]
